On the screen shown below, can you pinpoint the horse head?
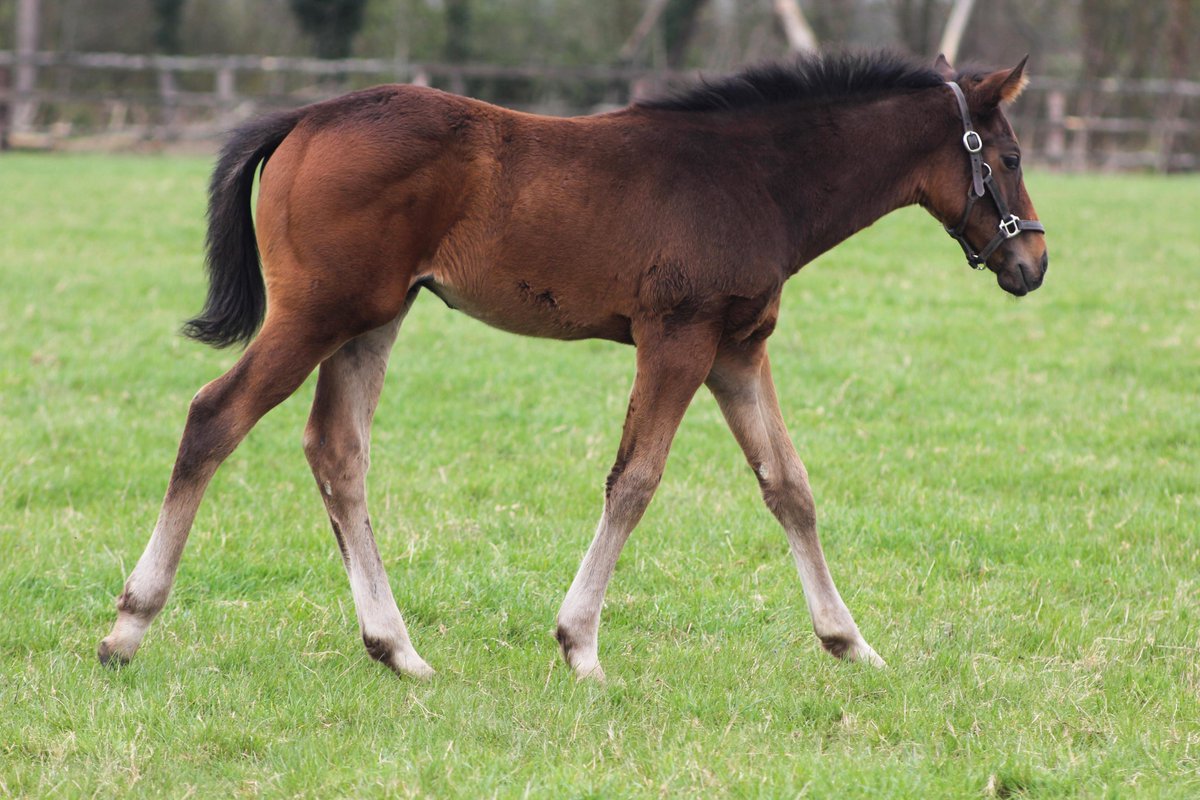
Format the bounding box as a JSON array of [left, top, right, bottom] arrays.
[[925, 55, 1048, 296]]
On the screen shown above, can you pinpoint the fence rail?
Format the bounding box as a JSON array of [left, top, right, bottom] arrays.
[[2, 50, 1198, 172]]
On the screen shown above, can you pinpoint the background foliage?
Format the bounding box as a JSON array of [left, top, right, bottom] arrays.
[[4, 0, 1196, 80]]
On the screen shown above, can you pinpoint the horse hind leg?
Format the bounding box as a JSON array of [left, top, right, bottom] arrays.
[[705, 340, 885, 667], [98, 319, 340, 666], [302, 298, 432, 679]]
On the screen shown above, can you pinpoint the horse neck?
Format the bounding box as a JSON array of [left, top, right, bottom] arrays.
[[763, 89, 952, 269]]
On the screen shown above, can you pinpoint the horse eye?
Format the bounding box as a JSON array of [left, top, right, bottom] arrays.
[[1002, 154, 1021, 171]]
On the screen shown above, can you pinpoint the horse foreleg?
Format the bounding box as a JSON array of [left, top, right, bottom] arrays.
[[302, 303, 433, 679], [99, 321, 337, 666], [706, 341, 885, 667], [556, 322, 720, 681]]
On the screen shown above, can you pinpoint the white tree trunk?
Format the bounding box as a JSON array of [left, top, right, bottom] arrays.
[[774, 0, 819, 54], [14, 0, 41, 132], [938, 0, 977, 65]]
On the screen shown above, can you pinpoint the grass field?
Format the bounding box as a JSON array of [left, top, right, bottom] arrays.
[[1, 153, 1198, 798]]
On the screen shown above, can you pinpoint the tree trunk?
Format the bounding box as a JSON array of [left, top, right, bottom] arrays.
[[774, 0, 819, 54], [618, 0, 672, 62], [14, 0, 40, 133], [937, 0, 976, 64], [443, 0, 470, 94], [662, 0, 708, 69]]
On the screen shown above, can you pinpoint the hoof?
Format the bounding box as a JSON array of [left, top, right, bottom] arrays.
[[555, 623, 605, 682], [389, 651, 435, 681], [97, 637, 133, 668], [363, 634, 434, 680], [820, 634, 887, 668], [847, 641, 887, 668], [573, 661, 606, 683]]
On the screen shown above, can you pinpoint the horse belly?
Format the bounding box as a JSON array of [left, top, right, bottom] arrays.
[[421, 277, 632, 343]]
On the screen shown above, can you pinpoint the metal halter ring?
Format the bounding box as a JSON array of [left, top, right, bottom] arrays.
[[962, 130, 983, 153], [999, 214, 1022, 239]]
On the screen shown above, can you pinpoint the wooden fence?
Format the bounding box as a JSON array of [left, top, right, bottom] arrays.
[[1009, 78, 1200, 172], [1, 50, 1198, 172]]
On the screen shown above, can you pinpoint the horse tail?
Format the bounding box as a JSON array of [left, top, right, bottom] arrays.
[[182, 109, 305, 348]]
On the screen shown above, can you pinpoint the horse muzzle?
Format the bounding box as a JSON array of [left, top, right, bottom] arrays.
[[996, 248, 1048, 297]]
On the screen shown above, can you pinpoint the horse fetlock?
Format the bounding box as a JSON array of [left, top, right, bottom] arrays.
[[116, 586, 165, 619]]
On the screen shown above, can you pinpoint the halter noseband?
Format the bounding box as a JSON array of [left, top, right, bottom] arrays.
[[943, 81, 1045, 270]]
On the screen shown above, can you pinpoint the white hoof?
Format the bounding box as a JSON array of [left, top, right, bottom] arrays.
[[98, 612, 151, 667], [847, 640, 887, 668], [391, 650, 436, 680], [820, 633, 887, 667], [364, 635, 434, 680], [572, 658, 606, 683]]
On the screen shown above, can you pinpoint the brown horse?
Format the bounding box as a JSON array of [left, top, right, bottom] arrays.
[[99, 51, 1047, 681]]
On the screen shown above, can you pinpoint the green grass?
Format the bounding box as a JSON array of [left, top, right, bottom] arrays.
[[1, 153, 1197, 798]]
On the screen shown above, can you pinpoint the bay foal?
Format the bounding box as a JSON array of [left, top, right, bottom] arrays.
[[100, 52, 1047, 680]]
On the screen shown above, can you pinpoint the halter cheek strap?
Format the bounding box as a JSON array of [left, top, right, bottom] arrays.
[[943, 81, 1045, 270]]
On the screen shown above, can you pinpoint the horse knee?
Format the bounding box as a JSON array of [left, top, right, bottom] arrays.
[[303, 423, 367, 487], [605, 464, 661, 515], [301, 423, 324, 470], [172, 383, 242, 483], [758, 463, 815, 527]]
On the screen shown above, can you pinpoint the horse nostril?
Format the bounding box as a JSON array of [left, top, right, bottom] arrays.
[[1017, 260, 1043, 291], [1040, 251, 1049, 273]]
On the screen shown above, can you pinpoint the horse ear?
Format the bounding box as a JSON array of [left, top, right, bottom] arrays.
[[934, 53, 955, 81], [975, 56, 1030, 107]]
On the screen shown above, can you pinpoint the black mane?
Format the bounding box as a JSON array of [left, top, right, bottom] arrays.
[[636, 50, 945, 113]]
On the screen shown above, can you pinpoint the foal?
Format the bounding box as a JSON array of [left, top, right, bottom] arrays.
[[100, 52, 1047, 680]]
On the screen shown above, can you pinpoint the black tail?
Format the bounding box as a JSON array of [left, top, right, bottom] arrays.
[[181, 109, 305, 348]]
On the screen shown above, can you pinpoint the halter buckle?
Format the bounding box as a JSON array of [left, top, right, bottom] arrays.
[[962, 130, 983, 153], [999, 214, 1022, 239]]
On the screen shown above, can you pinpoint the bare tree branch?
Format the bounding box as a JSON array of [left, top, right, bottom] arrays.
[[619, 0, 673, 62]]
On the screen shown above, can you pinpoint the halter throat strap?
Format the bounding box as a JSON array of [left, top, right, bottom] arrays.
[[943, 81, 1045, 270]]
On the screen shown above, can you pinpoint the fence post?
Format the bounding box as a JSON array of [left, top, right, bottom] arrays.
[[1045, 89, 1066, 169], [1155, 86, 1185, 173], [1071, 89, 1091, 171], [13, 0, 40, 133], [0, 64, 9, 148], [157, 66, 178, 139], [216, 64, 237, 129]]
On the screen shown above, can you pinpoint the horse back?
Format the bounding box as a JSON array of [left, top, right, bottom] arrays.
[[255, 85, 787, 344]]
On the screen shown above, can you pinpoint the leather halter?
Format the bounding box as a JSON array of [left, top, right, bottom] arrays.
[[943, 81, 1045, 270]]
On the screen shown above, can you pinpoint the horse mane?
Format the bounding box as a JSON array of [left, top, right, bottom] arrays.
[[636, 50, 946, 113]]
